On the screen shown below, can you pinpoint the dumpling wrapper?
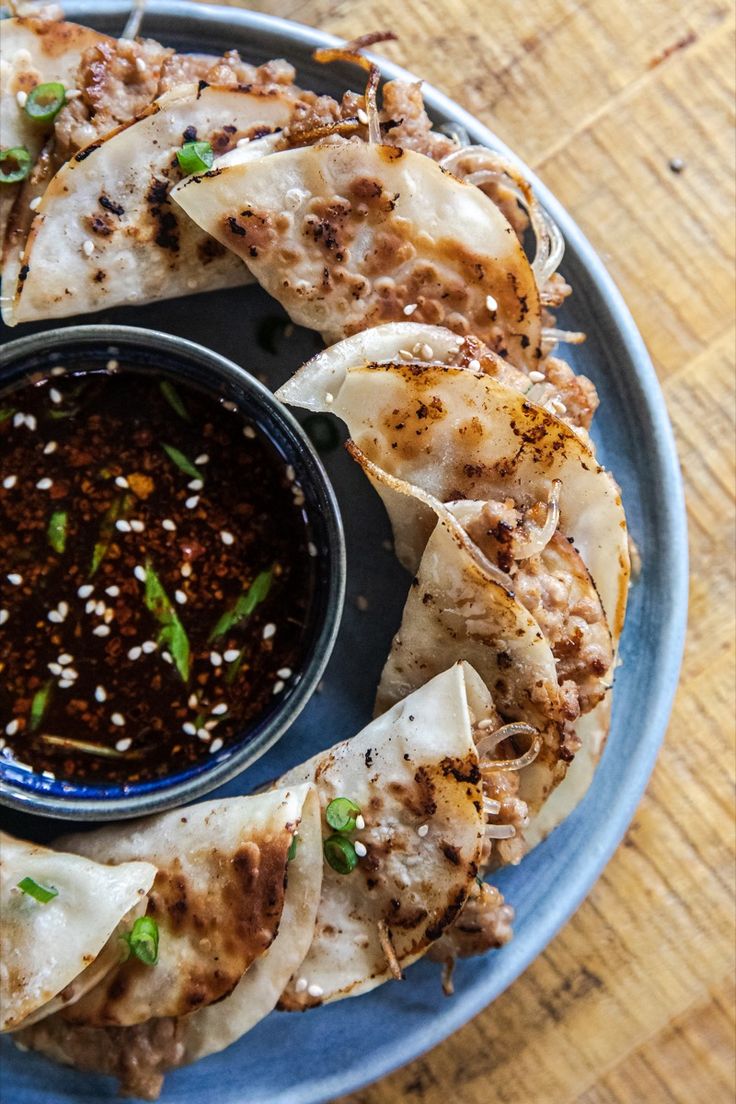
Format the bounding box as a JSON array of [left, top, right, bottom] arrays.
[[277, 664, 485, 1009], [171, 137, 542, 366], [0, 15, 110, 242], [3, 83, 299, 326], [0, 832, 155, 1032], [276, 325, 630, 647], [53, 788, 309, 1027], [16, 785, 323, 1099]]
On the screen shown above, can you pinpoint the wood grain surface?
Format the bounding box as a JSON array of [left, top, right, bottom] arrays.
[[210, 2, 736, 1101]]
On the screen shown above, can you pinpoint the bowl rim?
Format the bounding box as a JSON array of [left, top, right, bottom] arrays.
[[0, 322, 346, 820]]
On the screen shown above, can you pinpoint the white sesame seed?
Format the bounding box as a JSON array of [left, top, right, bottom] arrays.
[[220, 530, 235, 545], [211, 702, 228, 715], [141, 640, 157, 654], [355, 814, 366, 830], [529, 370, 546, 383], [419, 343, 434, 360], [85, 599, 96, 614], [195, 454, 209, 465], [223, 648, 240, 663], [134, 565, 146, 582], [65, 88, 82, 100], [127, 646, 142, 660], [277, 668, 292, 679], [210, 651, 223, 667], [78, 584, 94, 598], [162, 519, 176, 531], [307, 541, 318, 557], [403, 302, 418, 315], [324, 392, 334, 404], [197, 727, 210, 740], [468, 358, 481, 371], [43, 440, 57, 455], [116, 519, 131, 533], [222, 400, 237, 412], [95, 686, 107, 702], [111, 712, 125, 726], [16, 90, 27, 108], [36, 478, 52, 490], [307, 984, 324, 998], [5, 720, 19, 736], [286, 464, 296, 483], [417, 824, 429, 837], [354, 841, 367, 858], [272, 680, 285, 695], [57, 601, 69, 617], [295, 977, 308, 994], [135, 56, 147, 72], [13, 413, 24, 428], [58, 678, 74, 689], [48, 611, 63, 623], [357, 107, 369, 124], [105, 585, 120, 597], [103, 607, 114, 624], [185, 495, 199, 509], [162, 650, 173, 664], [262, 623, 276, 640], [115, 476, 129, 488], [107, 359, 119, 371], [188, 694, 199, 709], [64, 669, 79, 681], [93, 624, 110, 636], [7, 574, 22, 586], [181, 562, 192, 578], [356, 595, 369, 612], [130, 519, 145, 533], [95, 600, 105, 616], [50, 366, 65, 376], [399, 349, 413, 359], [57, 653, 73, 665], [115, 738, 132, 752], [187, 479, 203, 491], [3, 475, 17, 489], [243, 426, 256, 439], [175, 589, 187, 605], [182, 722, 197, 736], [209, 737, 224, 754], [82, 239, 94, 257], [24, 414, 37, 431], [49, 388, 62, 404], [0, 609, 8, 625], [48, 662, 63, 675], [41, 769, 56, 779]]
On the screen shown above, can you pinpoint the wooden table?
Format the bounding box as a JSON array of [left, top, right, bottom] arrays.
[[210, 2, 736, 1099]]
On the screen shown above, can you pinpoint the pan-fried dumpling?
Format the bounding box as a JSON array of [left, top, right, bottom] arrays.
[[0, 833, 155, 1033], [171, 136, 542, 367], [277, 664, 504, 1009], [3, 83, 300, 325]]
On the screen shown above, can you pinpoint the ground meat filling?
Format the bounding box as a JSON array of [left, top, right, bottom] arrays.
[[428, 881, 514, 992], [158, 50, 297, 91], [16, 1015, 184, 1101]]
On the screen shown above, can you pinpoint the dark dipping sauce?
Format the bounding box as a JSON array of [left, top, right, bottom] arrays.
[[0, 365, 315, 784]]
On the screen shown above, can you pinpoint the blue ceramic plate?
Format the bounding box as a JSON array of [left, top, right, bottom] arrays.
[[0, 4, 688, 1102]]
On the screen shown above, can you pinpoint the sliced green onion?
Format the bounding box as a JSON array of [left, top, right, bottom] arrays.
[[288, 834, 299, 862], [122, 916, 159, 966], [325, 797, 361, 833], [210, 568, 273, 641], [0, 407, 16, 423], [323, 834, 358, 875], [30, 682, 53, 733], [303, 414, 340, 453], [90, 492, 133, 576], [143, 559, 191, 682], [47, 509, 68, 554], [0, 146, 31, 184], [17, 876, 58, 903], [225, 649, 245, 686], [159, 380, 190, 421], [161, 443, 202, 481], [25, 82, 66, 124], [176, 139, 214, 175], [40, 733, 134, 759]]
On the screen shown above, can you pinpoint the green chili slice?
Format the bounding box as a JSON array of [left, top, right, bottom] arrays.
[[47, 509, 68, 554], [17, 876, 58, 903], [143, 559, 191, 682], [325, 797, 361, 833], [209, 568, 273, 641], [323, 835, 358, 875], [176, 139, 214, 175], [122, 916, 159, 966], [0, 146, 31, 184], [25, 82, 66, 124], [159, 380, 190, 421], [161, 443, 202, 481]]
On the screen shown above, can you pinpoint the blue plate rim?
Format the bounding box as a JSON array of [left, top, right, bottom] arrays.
[[7, 3, 689, 1101]]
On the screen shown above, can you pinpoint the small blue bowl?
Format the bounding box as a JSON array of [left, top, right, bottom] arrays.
[[0, 324, 345, 820]]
